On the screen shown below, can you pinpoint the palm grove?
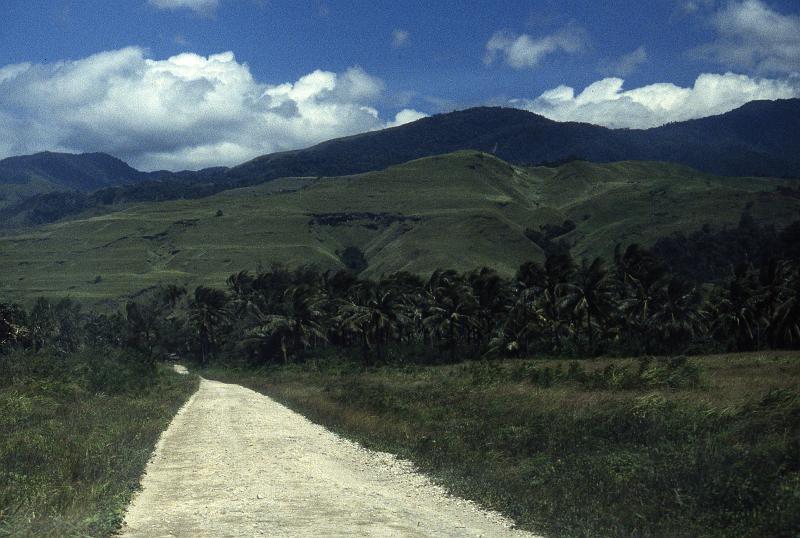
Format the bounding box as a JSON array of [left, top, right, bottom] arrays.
[[2, 214, 800, 364]]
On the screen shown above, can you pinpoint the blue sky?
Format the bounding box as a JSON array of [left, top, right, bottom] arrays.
[[1, 0, 799, 169]]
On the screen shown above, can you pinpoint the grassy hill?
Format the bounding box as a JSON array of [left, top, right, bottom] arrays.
[[2, 152, 799, 305]]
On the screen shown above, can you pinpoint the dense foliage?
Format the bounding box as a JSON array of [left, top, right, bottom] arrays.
[[4, 235, 798, 365], [653, 213, 800, 282]]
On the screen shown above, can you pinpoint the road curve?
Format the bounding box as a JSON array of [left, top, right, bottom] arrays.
[[120, 378, 540, 537]]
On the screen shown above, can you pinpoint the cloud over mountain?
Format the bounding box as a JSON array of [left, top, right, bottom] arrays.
[[512, 71, 800, 128], [0, 48, 423, 170]]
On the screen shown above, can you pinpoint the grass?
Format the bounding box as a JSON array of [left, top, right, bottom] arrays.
[[204, 351, 800, 538], [0, 350, 198, 537], [1, 152, 799, 306]]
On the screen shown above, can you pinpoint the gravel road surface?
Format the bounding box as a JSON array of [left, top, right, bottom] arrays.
[[120, 377, 539, 537]]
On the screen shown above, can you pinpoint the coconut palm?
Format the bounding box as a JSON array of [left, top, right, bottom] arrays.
[[558, 257, 614, 352], [189, 286, 229, 365], [423, 270, 478, 361], [243, 284, 327, 364], [336, 283, 407, 363], [647, 277, 705, 353], [772, 265, 800, 346], [469, 267, 512, 354], [708, 265, 762, 351]]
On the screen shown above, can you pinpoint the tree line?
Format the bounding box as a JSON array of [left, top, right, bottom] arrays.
[[2, 238, 800, 365]]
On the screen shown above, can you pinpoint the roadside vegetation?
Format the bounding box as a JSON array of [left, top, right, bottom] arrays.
[[0, 316, 197, 536], [206, 352, 799, 537]]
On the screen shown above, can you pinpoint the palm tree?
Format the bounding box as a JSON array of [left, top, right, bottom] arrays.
[[514, 255, 575, 352], [647, 277, 705, 353], [708, 265, 762, 351], [558, 257, 614, 353], [494, 284, 546, 355], [469, 268, 511, 354], [227, 271, 255, 300], [243, 284, 327, 364], [423, 270, 478, 361], [161, 284, 187, 309], [189, 286, 229, 365], [772, 265, 800, 346], [618, 248, 669, 352], [756, 259, 791, 348], [336, 283, 406, 363]]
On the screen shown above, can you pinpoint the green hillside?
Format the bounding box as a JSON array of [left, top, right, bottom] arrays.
[[2, 151, 799, 305]]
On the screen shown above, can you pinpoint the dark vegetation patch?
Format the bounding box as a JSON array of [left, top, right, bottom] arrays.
[[337, 246, 368, 274], [652, 213, 800, 283], [524, 219, 576, 256], [308, 212, 422, 228]]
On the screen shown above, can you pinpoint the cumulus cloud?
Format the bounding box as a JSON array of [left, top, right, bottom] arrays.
[[386, 109, 428, 128], [148, 0, 219, 14], [0, 48, 418, 170], [598, 46, 647, 77], [484, 26, 586, 69], [392, 29, 410, 48], [512, 71, 800, 128], [693, 0, 800, 74]]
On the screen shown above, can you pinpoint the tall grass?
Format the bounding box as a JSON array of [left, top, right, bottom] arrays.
[[0, 350, 198, 537], [206, 352, 800, 537]]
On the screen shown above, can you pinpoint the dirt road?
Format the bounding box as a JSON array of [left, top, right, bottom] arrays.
[[120, 377, 539, 537]]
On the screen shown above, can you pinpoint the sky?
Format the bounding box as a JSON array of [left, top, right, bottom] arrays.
[[1, 0, 799, 170]]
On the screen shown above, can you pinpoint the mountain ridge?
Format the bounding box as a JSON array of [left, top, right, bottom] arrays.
[[228, 98, 800, 182], [1, 98, 798, 219]]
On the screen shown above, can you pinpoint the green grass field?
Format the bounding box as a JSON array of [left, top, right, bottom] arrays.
[[204, 351, 800, 538], [2, 152, 799, 305], [0, 351, 198, 537]]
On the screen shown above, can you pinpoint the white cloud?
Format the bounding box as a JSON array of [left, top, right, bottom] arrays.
[[484, 26, 586, 69], [598, 46, 648, 77], [512, 72, 800, 128], [386, 109, 428, 128], [392, 29, 410, 48], [694, 0, 800, 74], [148, 0, 219, 13], [681, 0, 715, 15], [0, 48, 416, 170]]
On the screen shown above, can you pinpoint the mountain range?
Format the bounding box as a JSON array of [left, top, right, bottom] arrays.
[[229, 98, 800, 183], [2, 98, 799, 204]]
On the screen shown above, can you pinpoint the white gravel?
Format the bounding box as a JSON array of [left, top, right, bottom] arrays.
[[120, 378, 541, 537]]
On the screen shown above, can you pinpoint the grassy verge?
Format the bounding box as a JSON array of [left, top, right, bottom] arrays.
[[0, 350, 198, 537], [205, 352, 800, 538]]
